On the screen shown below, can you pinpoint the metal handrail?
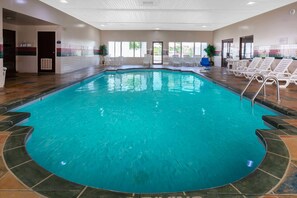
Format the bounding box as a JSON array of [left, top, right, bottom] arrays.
[[240, 73, 265, 100], [251, 76, 280, 106]]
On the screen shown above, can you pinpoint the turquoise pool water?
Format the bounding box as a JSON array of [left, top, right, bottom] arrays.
[[19, 70, 276, 193]]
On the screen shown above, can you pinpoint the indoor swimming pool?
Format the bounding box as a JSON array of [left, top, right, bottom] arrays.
[[17, 69, 277, 193]]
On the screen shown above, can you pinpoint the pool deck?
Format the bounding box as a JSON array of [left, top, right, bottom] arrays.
[[0, 65, 297, 197]]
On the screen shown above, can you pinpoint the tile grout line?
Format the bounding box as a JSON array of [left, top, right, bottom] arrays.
[[9, 132, 29, 137], [258, 168, 281, 180], [0, 172, 8, 182], [31, 174, 53, 189], [10, 159, 32, 170], [7, 126, 31, 133], [76, 186, 87, 198], [266, 151, 289, 159], [279, 129, 289, 135], [230, 183, 245, 197], [3, 145, 25, 152]]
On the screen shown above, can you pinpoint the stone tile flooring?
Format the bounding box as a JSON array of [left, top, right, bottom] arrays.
[[0, 65, 297, 197]]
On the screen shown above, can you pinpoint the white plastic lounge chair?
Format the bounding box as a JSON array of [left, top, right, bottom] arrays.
[[193, 55, 201, 66], [104, 55, 111, 66], [0, 67, 7, 88], [171, 55, 181, 66], [183, 55, 194, 66], [291, 70, 297, 86], [259, 58, 293, 77], [143, 54, 151, 66], [115, 56, 124, 66], [256, 58, 293, 83], [242, 57, 275, 79], [230, 57, 262, 76], [266, 60, 297, 88]]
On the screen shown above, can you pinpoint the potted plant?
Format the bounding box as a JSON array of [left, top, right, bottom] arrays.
[[99, 44, 108, 65], [204, 44, 216, 66]]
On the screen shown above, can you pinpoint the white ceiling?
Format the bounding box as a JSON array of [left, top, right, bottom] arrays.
[[40, 0, 297, 31]]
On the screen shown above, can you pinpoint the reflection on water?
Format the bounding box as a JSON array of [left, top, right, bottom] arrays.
[[106, 71, 204, 93]]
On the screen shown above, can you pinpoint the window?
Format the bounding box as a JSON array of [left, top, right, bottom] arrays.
[[108, 41, 147, 57], [195, 42, 208, 56], [108, 42, 115, 57], [140, 42, 147, 57], [115, 42, 121, 57], [168, 42, 181, 57], [108, 41, 121, 57], [122, 42, 134, 57], [182, 42, 194, 57], [169, 42, 208, 57]]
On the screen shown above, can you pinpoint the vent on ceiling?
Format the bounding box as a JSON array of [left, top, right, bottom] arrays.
[[140, 0, 159, 6]]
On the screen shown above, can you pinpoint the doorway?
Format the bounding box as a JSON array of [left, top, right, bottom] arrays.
[[221, 39, 233, 67], [38, 32, 55, 73], [3, 29, 16, 77], [152, 41, 163, 65], [240, 35, 254, 59]]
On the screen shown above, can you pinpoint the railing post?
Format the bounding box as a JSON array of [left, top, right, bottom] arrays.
[[251, 76, 281, 106], [240, 73, 264, 100]]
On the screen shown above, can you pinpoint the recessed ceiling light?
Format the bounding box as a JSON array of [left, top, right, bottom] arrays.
[[202, 25, 207, 28], [247, 1, 256, 5], [16, 0, 27, 4], [60, 0, 68, 4], [155, 28, 160, 30], [100, 24, 105, 27], [76, 24, 85, 28]]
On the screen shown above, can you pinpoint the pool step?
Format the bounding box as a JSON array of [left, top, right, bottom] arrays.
[[262, 115, 297, 134], [0, 112, 31, 126]]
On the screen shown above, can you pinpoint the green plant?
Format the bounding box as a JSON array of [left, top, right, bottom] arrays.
[[204, 44, 216, 65], [99, 44, 108, 56], [99, 44, 108, 64]]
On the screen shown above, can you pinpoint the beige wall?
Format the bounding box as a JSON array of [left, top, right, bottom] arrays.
[[101, 30, 213, 64], [213, 2, 297, 69], [1, 0, 101, 74]]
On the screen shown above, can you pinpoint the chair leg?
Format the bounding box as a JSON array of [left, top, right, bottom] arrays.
[[278, 80, 290, 88]]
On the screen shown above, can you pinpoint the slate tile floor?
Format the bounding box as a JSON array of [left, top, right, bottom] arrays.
[[0, 65, 297, 197]]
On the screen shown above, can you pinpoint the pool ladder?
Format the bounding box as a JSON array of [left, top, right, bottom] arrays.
[[240, 73, 280, 106]]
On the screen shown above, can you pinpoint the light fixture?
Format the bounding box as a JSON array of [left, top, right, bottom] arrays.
[[202, 25, 207, 28], [76, 24, 85, 28], [100, 24, 105, 27], [155, 27, 160, 30], [247, 1, 256, 5], [16, 0, 27, 4], [60, 0, 68, 4]]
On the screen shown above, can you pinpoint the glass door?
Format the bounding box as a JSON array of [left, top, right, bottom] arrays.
[[240, 35, 254, 59], [153, 41, 163, 65], [221, 39, 233, 67]]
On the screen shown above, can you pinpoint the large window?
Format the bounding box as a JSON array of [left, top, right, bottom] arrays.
[[108, 41, 147, 57], [169, 42, 207, 57], [182, 42, 194, 57], [169, 42, 181, 57]]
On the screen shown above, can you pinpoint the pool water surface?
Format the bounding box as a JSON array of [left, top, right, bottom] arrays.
[[19, 70, 276, 193]]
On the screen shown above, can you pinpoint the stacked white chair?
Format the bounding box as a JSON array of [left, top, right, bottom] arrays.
[[230, 57, 262, 76], [242, 57, 275, 79]]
